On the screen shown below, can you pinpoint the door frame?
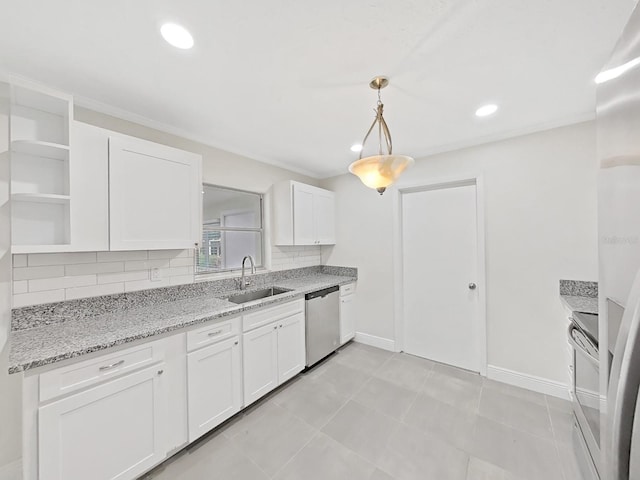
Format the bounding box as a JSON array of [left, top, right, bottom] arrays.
[[392, 174, 487, 376]]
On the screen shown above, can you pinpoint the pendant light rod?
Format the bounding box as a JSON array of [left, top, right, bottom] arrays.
[[348, 75, 414, 196]]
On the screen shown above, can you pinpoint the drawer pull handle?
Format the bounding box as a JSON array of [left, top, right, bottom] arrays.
[[208, 330, 223, 337], [99, 360, 125, 371]]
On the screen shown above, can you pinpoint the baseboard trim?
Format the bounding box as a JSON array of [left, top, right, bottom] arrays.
[[354, 332, 396, 352], [487, 365, 570, 400], [0, 459, 22, 480]]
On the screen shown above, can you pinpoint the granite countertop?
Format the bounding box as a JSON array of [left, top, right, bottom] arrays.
[[559, 279, 598, 315], [9, 273, 355, 374]]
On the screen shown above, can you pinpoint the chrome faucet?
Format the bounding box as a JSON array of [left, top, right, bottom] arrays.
[[240, 255, 256, 290]]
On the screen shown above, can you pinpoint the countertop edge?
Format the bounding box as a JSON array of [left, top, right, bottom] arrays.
[[560, 294, 599, 315], [9, 275, 357, 374]]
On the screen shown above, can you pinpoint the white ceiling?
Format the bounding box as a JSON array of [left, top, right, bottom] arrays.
[[0, 0, 635, 178]]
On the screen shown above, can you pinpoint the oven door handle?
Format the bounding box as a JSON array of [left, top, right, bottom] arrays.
[[567, 323, 599, 366]]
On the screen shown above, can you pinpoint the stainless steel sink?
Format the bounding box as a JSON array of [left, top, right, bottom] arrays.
[[226, 287, 291, 304]]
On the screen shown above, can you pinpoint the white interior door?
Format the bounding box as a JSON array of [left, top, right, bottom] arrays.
[[402, 182, 481, 372]]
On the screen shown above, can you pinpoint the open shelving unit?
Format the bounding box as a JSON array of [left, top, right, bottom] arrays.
[[10, 83, 73, 252]]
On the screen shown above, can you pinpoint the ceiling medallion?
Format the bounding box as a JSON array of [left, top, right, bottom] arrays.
[[348, 76, 414, 195]]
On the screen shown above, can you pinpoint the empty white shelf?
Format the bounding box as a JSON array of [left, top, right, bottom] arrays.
[[11, 140, 70, 160]]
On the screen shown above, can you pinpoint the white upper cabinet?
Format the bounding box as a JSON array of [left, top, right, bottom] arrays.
[[9, 82, 73, 253], [271, 180, 336, 246], [68, 121, 109, 251], [109, 136, 202, 250], [8, 79, 203, 253]]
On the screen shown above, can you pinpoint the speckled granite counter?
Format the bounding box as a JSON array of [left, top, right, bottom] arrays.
[[9, 269, 356, 374], [559, 279, 598, 315]]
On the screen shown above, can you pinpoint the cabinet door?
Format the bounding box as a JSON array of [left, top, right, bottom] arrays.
[[39, 365, 167, 480], [243, 323, 279, 406], [277, 312, 306, 384], [340, 294, 356, 345], [314, 190, 336, 245], [69, 121, 109, 251], [292, 183, 316, 245], [109, 136, 201, 250], [187, 336, 242, 442]]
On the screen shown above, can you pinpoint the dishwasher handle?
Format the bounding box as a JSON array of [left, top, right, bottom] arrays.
[[305, 285, 339, 300]]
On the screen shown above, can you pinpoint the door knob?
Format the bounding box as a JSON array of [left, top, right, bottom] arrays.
[[468, 283, 477, 290]]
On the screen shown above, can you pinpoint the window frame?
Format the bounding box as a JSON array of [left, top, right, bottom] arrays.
[[196, 184, 265, 275]]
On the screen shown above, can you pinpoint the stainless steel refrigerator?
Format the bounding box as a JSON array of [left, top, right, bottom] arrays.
[[597, 2, 640, 479]]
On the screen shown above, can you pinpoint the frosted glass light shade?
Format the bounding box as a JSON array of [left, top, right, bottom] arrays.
[[348, 154, 414, 194]]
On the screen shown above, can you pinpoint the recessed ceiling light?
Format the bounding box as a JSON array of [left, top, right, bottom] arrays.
[[161, 23, 194, 50], [475, 104, 498, 117], [350, 144, 363, 152]]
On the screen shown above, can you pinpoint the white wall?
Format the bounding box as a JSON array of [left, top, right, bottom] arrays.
[[322, 121, 598, 384], [1, 82, 22, 472]]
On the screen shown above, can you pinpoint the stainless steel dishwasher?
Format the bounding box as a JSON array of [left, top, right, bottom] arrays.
[[305, 285, 340, 367]]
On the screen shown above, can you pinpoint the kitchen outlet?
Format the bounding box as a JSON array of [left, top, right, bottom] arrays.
[[150, 268, 162, 282]]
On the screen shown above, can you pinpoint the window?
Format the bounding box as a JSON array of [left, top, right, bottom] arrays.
[[197, 185, 263, 274]]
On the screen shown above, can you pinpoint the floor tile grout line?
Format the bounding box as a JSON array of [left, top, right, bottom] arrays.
[[267, 430, 322, 479], [225, 434, 276, 480]]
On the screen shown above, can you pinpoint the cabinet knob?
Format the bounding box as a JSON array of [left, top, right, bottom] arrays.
[[273, 326, 278, 330], [468, 283, 477, 290], [157, 369, 164, 376], [234, 341, 239, 345]]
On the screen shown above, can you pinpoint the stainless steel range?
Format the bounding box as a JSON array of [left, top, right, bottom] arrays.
[[568, 311, 601, 479]]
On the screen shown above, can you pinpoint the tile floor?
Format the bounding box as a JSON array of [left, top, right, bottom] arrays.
[[142, 342, 582, 480]]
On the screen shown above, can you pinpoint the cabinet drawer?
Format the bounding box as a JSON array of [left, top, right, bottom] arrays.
[[186, 316, 240, 352], [340, 283, 356, 296], [39, 339, 166, 402], [243, 299, 304, 332]]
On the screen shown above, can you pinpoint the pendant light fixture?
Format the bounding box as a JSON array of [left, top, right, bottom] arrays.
[[348, 76, 414, 195]]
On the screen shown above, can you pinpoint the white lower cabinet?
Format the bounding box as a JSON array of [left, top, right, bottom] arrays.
[[187, 335, 242, 442], [243, 322, 279, 405], [38, 364, 168, 480], [277, 313, 306, 384], [340, 283, 356, 345], [243, 299, 305, 406], [26, 301, 307, 480]]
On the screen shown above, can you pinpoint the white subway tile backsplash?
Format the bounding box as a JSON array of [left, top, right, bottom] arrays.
[[98, 270, 149, 285], [164, 266, 194, 277], [65, 282, 125, 300], [148, 249, 191, 259], [170, 275, 194, 286], [124, 277, 170, 293], [29, 274, 97, 293], [13, 255, 27, 267], [169, 257, 194, 267], [11, 245, 319, 307], [14, 265, 65, 281], [13, 289, 65, 308], [28, 252, 97, 266], [124, 259, 171, 271], [96, 250, 148, 262], [13, 280, 28, 295], [65, 262, 124, 276]]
